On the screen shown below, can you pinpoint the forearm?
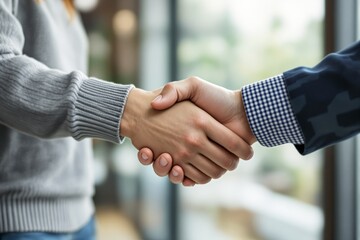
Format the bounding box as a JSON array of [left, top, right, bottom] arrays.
[[0, 2, 133, 142], [284, 41, 360, 154], [0, 55, 133, 142], [242, 40, 360, 155]]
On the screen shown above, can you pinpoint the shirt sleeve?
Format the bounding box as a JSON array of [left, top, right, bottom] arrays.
[[241, 74, 305, 147]]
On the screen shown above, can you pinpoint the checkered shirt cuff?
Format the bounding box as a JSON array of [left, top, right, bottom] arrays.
[[241, 74, 304, 147]]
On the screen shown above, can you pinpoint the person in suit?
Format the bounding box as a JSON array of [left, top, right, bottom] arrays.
[[138, 40, 360, 186]]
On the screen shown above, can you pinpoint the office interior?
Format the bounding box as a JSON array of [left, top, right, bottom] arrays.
[[77, 0, 360, 239]]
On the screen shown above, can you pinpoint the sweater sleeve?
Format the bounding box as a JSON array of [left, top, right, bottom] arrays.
[[0, 1, 132, 143]]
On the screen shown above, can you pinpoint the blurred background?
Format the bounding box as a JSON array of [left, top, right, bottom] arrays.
[[76, 0, 360, 239]]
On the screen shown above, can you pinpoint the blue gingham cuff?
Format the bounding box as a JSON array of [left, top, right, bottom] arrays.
[[241, 74, 304, 147]]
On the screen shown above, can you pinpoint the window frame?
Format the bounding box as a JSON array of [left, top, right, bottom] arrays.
[[323, 1, 358, 240]]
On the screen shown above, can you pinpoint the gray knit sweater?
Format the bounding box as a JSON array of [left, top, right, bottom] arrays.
[[0, 0, 132, 232]]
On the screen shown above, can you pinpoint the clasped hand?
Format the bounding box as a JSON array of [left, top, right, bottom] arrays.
[[122, 77, 255, 186]]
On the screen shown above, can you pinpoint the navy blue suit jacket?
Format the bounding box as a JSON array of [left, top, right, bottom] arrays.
[[284, 41, 360, 154]]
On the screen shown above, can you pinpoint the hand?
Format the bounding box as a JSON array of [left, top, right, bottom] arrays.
[[138, 148, 196, 186], [152, 77, 255, 144], [137, 77, 256, 185], [121, 87, 253, 184]]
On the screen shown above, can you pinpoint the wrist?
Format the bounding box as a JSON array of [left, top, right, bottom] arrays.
[[238, 90, 256, 144], [121, 88, 153, 139]]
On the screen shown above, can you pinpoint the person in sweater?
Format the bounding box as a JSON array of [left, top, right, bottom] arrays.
[[0, 0, 253, 239], [138, 41, 360, 186]]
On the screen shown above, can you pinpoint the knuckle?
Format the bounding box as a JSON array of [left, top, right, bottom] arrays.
[[163, 82, 175, 91], [227, 138, 240, 153], [184, 133, 203, 149], [223, 158, 237, 171], [194, 115, 208, 129], [175, 149, 192, 161], [187, 76, 201, 83]]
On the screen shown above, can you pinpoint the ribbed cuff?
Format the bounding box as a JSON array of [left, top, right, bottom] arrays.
[[68, 78, 134, 143], [0, 195, 94, 233]]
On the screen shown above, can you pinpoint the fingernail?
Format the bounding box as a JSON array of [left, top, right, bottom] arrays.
[[153, 95, 162, 103], [172, 170, 179, 177], [160, 157, 168, 167], [141, 153, 149, 161]]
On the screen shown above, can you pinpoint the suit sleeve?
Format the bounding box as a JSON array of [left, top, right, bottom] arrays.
[[283, 41, 360, 154]]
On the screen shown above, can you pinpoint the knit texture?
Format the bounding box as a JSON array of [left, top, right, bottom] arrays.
[[0, 0, 132, 232]]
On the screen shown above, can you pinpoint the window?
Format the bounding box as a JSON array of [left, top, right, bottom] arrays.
[[82, 1, 359, 239], [176, 1, 325, 239]]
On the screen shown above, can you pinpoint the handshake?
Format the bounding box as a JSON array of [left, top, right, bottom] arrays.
[[119, 44, 359, 186], [120, 76, 256, 187]]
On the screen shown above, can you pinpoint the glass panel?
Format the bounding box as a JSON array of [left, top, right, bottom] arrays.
[[356, 0, 360, 238], [81, 1, 143, 239], [82, 1, 171, 239], [177, 1, 325, 239]]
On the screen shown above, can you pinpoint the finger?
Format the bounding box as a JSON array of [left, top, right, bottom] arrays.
[[151, 83, 179, 110], [137, 148, 154, 165], [168, 165, 195, 186], [169, 165, 185, 184], [182, 177, 196, 187], [151, 77, 200, 110], [197, 138, 240, 171], [182, 163, 211, 185], [205, 117, 254, 160], [152, 153, 173, 177], [188, 153, 228, 179]]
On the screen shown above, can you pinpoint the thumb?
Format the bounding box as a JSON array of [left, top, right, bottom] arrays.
[[151, 78, 198, 110], [151, 83, 179, 110]]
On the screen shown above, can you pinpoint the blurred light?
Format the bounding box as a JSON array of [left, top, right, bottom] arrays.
[[113, 9, 137, 37], [93, 156, 108, 185], [111, 143, 140, 177], [75, 0, 98, 12], [88, 32, 110, 57]]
